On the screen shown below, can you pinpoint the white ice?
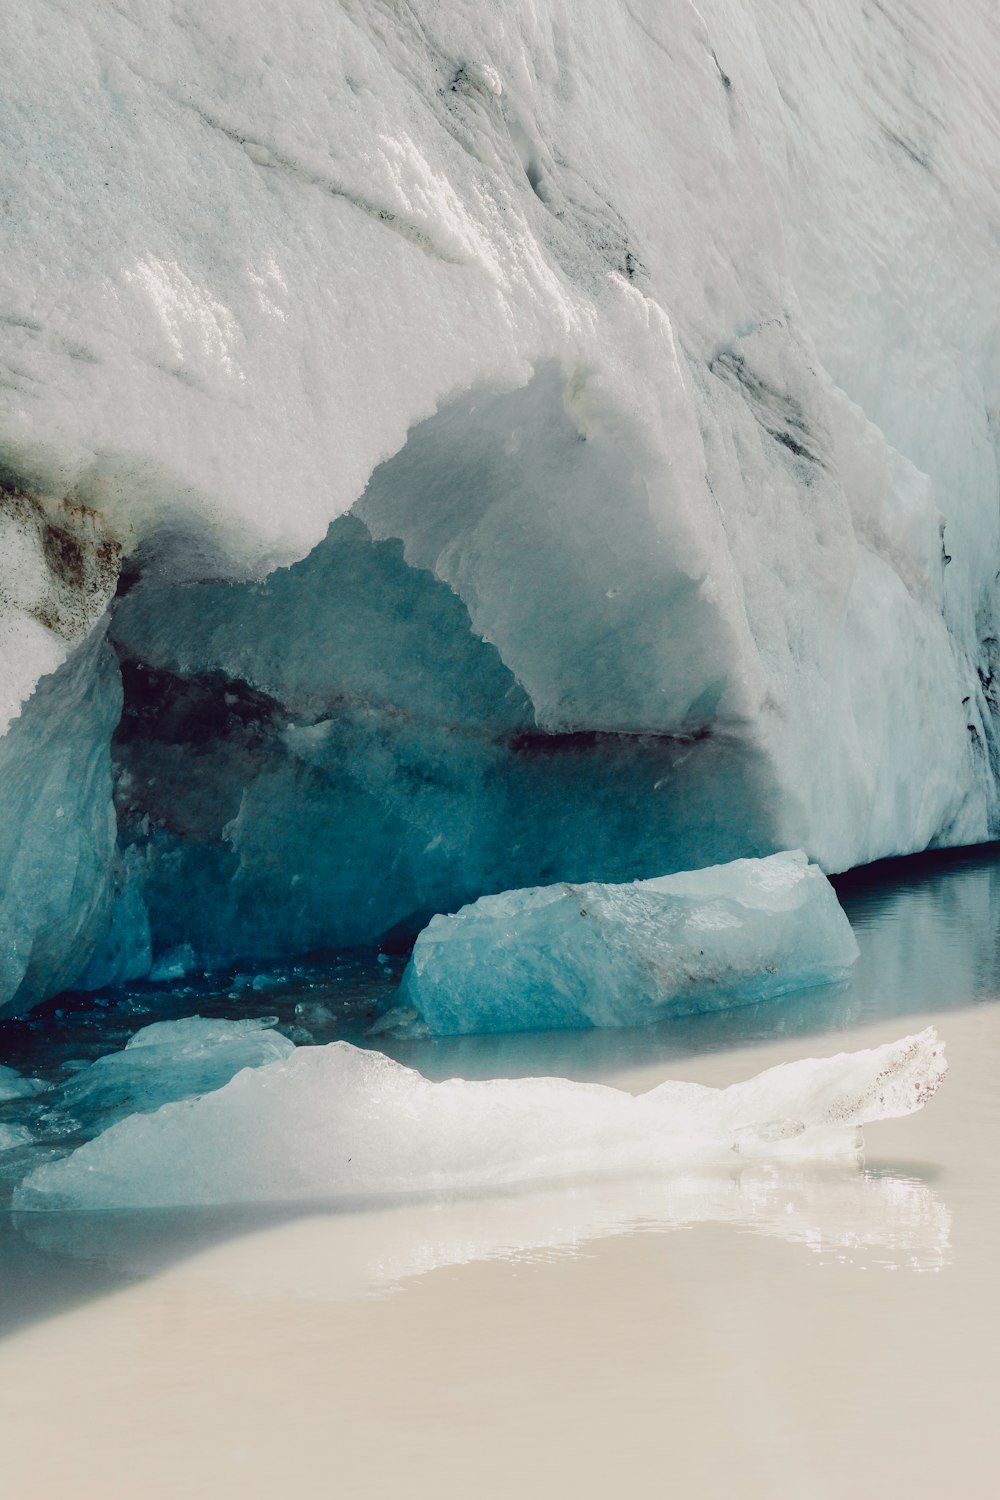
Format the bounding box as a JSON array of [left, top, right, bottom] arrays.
[[14, 1027, 946, 1211], [2, 2, 1000, 1006], [401, 852, 859, 1034]]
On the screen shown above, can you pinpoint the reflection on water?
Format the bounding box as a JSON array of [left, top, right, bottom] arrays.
[[388, 845, 1000, 1079], [0, 844, 998, 1335], [3, 1156, 950, 1335], [3, 845, 1000, 1088]]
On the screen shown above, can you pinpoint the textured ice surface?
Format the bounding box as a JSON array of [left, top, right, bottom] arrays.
[[0, 1123, 33, 1152], [0, 1065, 40, 1103], [0, 632, 122, 1011], [45, 1017, 295, 1132], [2, 2, 1000, 1006], [103, 511, 774, 970], [14, 1028, 946, 1211], [401, 852, 859, 1035]]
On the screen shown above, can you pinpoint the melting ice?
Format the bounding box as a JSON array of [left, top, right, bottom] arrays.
[[12, 1022, 945, 1212], [401, 851, 859, 1034], [45, 1016, 295, 1130]]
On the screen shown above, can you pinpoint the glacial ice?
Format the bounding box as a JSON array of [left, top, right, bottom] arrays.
[[1, 1, 999, 1006], [14, 1027, 946, 1211], [0, 1065, 40, 1103], [0, 632, 122, 1011], [101, 510, 773, 972], [0, 1123, 33, 1152], [400, 852, 859, 1034], [45, 1017, 295, 1131]]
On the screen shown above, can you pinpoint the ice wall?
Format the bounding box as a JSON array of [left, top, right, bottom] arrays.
[[0, 633, 121, 1010], [1, 1, 998, 1006]]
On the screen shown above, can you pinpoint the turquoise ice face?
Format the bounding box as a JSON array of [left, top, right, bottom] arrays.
[[401, 852, 860, 1036]]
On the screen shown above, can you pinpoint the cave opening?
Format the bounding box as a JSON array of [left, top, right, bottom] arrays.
[[1, 374, 777, 1013]]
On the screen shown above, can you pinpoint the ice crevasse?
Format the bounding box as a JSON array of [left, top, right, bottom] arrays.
[[1, 0, 999, 1008]]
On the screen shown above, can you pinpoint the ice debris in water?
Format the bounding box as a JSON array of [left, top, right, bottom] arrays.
[[0, 1124, 34, 1152], [45, 1016, 294, 1131], [0, 1065, 42, 1103], [14, 1027, 946, 1211], [400, 851, 860, 1035]]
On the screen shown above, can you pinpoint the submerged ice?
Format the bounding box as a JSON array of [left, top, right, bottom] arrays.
[[13, 1024, 945, 1211], [401, 852, 859, 1035]]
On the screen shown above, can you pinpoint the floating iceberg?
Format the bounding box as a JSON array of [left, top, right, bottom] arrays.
[[14, 1027, 945, 1212], [400, 852, 859, 1035], [45, 1016, 295, 1132]]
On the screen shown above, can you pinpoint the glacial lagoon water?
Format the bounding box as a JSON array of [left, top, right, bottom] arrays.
[[0, 846, 998, 1495]]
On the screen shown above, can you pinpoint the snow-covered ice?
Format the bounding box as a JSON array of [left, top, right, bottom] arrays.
[[1, 1, 999, 1006], [13, 1026, 946, 1211], [400, 851, 860, 1034]]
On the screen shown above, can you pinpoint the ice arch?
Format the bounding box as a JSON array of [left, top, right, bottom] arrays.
[[354, 368, 743, 735], [0, 375, 781, 1009], [96, 375, 778, 983]]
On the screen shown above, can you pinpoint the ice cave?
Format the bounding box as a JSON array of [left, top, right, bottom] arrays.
[[4, 6, 1000, 1490], [2, 0, 999, 1024]]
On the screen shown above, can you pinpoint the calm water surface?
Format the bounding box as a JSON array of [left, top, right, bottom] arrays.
[[0, 848, 998, 1498]]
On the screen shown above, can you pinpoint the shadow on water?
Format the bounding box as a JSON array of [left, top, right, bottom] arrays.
[[1, 843, 999, 1340], [0, 1157, 954, 1342]]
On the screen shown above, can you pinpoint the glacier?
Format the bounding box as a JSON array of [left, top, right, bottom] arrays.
[[400, 851, 860, 1035], [1, 1, 999, 1006], [13, 1026, 946, 1211]]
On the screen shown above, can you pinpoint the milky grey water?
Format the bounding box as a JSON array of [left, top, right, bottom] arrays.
[[1, 848, 999, 1499], [1, 844, 999, 1343]]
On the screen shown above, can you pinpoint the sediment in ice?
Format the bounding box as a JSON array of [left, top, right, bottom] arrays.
[[400, 851, 860, 1035]]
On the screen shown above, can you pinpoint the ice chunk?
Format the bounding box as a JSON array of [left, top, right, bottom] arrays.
[[400, 852, 860, 1035], [148, 946, 197, 984], [14, 1027, 945, 1211], [45, 1016, 295, 1132], [0, 1065, 41, 1103], [0, 1123, 33, 1152]]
